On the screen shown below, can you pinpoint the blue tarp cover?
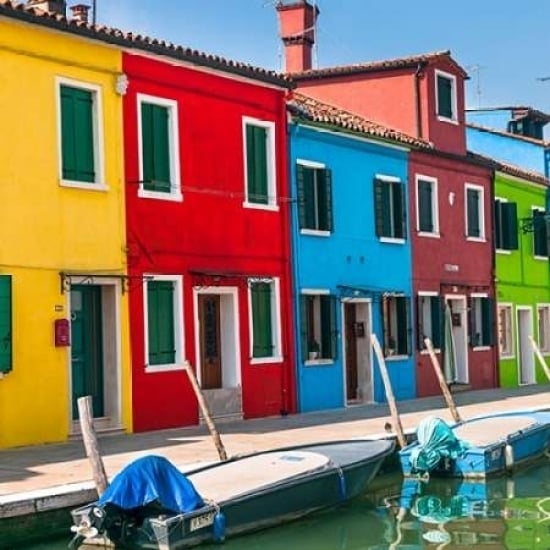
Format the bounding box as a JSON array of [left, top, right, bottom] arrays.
[[408, 416, 469, 474], [98, 455, 205, 513]]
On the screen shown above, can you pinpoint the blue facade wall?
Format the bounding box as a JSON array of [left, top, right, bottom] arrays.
[[289, 124, 415, 412]]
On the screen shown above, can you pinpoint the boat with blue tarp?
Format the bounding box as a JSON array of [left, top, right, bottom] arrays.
[[69, 438, 394, 549]]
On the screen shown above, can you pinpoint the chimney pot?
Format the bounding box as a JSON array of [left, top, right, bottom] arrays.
[[26, 0, 66, 16], [70, 3, 91, 24]]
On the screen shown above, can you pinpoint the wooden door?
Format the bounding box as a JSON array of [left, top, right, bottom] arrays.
[[199, 294, 222, 389], [71, 285, 104, 419], [345, 303, 358, 401]]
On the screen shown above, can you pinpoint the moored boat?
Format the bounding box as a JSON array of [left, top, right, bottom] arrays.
[[70, 438, 394, 549]]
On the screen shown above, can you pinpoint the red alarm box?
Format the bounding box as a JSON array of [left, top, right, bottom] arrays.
[[54, 318, 71, 347]]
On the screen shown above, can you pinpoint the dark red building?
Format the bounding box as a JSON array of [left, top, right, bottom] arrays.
[[277, 0, 497, 396], [122, 50, 296, 431]]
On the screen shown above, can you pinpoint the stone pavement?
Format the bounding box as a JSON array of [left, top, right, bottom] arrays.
[[0, 385, 548, 500]]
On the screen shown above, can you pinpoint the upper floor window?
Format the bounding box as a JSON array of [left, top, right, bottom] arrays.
[[417, 294, 442, 350], [382, 295, 411, 357], [494, 199, 518, 251], [374, 177, 406, 241], [137, 94, 181, 201], [296, 161, 333, 234], [0, 275, 12, 375], [465, 184, 485, 241], [249, 279, 281, 362], [533, 208, 549, 258], [470, 295, 494, 348], [416, 176, 439, 236], [243, 117, 277, 209], [300, 293, 337, 362], [57, 79, 105, 189], [435, 70, 457, 122]]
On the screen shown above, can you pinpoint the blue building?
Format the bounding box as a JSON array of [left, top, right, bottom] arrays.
[[466, 106, 550, 177], [287, 93, 432, 412]]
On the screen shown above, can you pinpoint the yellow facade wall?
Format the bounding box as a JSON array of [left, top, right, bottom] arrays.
[[0, 18, 131, 447]]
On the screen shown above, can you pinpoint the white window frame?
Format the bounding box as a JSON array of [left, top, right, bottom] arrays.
[[470, 292, 490, 350], [143, 274, 185, 373], [465, 183, 486, 242], [418, 291, 440, 353], [301, 288, 333, 365], [532, 206, 548, 260], [498, 303, 514, 358], [376, 174, 406, 245], [537, 304, 550, 354], [242, 116, 278, 211], [137, 93, 182, 202], [56, 77, 106, 191], [415, 175, 440, 237], [296, 159, 331, 237], [247, 277, 283, 365], [435, 69, 458, 124], [494, 196, 512, 255]]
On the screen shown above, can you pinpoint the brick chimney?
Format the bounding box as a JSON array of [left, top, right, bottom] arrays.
[[70, 3, 91, 23], [26, 0, 66, 16], [276, 0, 318, 73]]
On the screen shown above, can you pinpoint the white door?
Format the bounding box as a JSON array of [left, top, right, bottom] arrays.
[[447, 296, 468, 384], [517, 307, 535, 385]]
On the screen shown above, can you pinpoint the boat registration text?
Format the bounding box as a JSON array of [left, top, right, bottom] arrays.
[[189, 511, 216, 532]]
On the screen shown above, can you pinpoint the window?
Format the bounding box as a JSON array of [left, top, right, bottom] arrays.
[[416, 176, 439, 235], [243, 117, 276, 208], [374, 177, 406, 240], [0, 275, 12, 374], [144, 276, 183, 370], [297, 162, 333, 233], [533, 208, 548, 258], [137, 94, 181, 200], [435, 70, 457, 121], [417, 294, 442, 350], [465, 184, 485, 240], [470, 296, 494, 348], [494, 199, 518, 251], [498, 304, 513, 357], [382, 295, 411, 357], [58, 79, 103, 187], [249, 279, 280, 361], [537, 305, 550, 353], [300, 293, 337, 361]]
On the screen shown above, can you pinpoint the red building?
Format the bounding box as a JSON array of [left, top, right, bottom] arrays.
[[122, 50, 296, 431], [277, 0, 497, 395]]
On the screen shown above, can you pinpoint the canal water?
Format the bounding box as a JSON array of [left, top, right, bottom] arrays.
[[16, 458, 550, 549]]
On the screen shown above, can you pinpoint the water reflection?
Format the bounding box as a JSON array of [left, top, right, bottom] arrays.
[[19, 459, 550, 550]]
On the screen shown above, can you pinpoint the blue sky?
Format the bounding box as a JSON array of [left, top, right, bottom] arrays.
[[96, 0, 550, 114]]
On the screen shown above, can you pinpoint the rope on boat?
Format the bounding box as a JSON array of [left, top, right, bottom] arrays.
[[205, 499, 226, 542], [333, 463, 347, 500]]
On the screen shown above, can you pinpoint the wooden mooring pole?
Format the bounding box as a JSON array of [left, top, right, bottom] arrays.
[[184, 361, 228, 461], [77, 396, 108, 496], [528, 335, 550, 382], [370, 333, 407, 449], [424, 337, 462, 423]]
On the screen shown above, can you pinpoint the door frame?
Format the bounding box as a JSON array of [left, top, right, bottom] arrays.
[[445, 294, 469, 384], [67, 276, 123, 433], [193, 286, 241, 388], [516, 306, 535, 385], [341, 298, 373, 405]]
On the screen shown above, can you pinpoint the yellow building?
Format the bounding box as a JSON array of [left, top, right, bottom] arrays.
[[0, 2, 131, 447]]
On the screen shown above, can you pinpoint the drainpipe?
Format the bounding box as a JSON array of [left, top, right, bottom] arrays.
[[414, 62, 425, 139], [488, 165, 499, 388]]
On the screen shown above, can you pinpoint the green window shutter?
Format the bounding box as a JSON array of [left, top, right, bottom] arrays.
[[502, 202, 518, 250], [481, 297, 494, 347], [437, 75, 453, 118], [0, 276, 12, 374], [147, 281, 175, 365], [60, 85, 95, 183], [141, 103, 171, 193], [418, 180, 433, 232], [318, 168, 333, 232], [374, 179, 388, 237], [431, 296, 442, 349], [320, 295, 337, 359], [251, 283, 273, 358], [396, 297, 410, 355], [467, 189, 480, 237], [303, 167, 316, 229], [300, 296, 309, 362], [246, 124, 268, 204], [296, 164, 307, 229], [534, 210, 548, 257], [393, 182, 406, 239], [494, 200, 503, 249], [416, 295, 425, 351], [468, 297, 476, 347]]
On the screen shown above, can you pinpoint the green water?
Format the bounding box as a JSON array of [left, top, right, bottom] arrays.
[[13, 459, 550, 550]]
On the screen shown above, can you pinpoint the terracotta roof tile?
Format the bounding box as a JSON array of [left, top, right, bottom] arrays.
[[0, 0, 292, 88], [290, 50, 468, 80], [289, 92, 432, 149]]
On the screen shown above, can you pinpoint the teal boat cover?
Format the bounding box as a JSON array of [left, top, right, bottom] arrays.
[[408, 416, 469, 474], [98, 455, 205, 513]]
